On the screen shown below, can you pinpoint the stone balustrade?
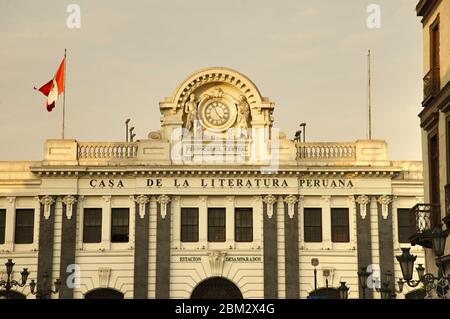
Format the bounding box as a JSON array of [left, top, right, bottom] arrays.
[[295, 143, 356, 161], [77, 142, 138, 160]]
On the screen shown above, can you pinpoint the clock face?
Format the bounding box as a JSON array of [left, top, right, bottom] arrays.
[[198, 97, 237, 132], [204, 101, 230, 126]]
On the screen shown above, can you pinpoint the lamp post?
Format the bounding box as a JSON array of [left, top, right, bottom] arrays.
[[396, 224, 450, 299], [338, 282, 350, 300], [125, 119, 131, 142], [357, 266, 371, 299], [376, 271, 402, 299], [129, 126, 135, 142], [311, 258, 319, 291], [300, 123, 306, 143], [0, 259, 30, 299], [29, 272, 61, 299]]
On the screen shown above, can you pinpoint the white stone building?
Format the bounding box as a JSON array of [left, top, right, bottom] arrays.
[[0, 67, 424, 299]]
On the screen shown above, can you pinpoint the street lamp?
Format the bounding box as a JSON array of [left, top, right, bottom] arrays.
[[125, 119, 131, 142], [311, 258, 319, 291], [0, 259, 30, 298], [357, 266, 371, 299], [300, 123, 306, 143], [338, 282, 350, 299], [29, 272, 61, 299], [396, 225, 450, 299], [129, 126, 135, 142]]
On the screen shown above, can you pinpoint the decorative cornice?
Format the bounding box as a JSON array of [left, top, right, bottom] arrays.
[[416, 0, 439, 21], [29, 167, 404, 178]]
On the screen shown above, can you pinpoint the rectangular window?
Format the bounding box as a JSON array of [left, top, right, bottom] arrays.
[[430, 16, 440, 70], [331, 208, 350, 242], [14, 209, 34, 244], [429, 133, 440, 226], [235, 208, 253, 242], [304, 208, 322, 242], [208, 208, 226, 242], [0, 209, 6, 244], [181, 208, 199, 242], [111, 208, 129, 243], [398, 208, 411, 244], [83, 208, 102, 243]]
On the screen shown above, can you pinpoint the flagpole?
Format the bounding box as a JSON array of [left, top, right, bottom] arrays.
[[367, 49, 372, 140], [62, 49, 67, 140]]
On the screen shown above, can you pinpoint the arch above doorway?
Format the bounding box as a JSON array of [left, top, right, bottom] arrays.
[[84, 288, 124, 299], [191, 277, 243, 299]]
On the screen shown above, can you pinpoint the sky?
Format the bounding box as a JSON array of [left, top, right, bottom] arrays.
[[0, 0, 424, 161]]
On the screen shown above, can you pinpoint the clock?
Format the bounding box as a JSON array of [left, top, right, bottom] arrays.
[[198, 97, 237, 132]]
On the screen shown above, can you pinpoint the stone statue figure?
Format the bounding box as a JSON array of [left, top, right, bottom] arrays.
[[184, 94, 197, 132], [236, 95, 251, 136]]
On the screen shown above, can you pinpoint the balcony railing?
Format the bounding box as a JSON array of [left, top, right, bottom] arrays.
[[77, 142, 138, 160], [423, 68, 440, 102], [296, 143, 356, 161], [409, 203, 440, 248]]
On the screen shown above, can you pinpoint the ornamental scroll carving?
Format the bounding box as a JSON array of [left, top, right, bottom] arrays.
[[134, 195, 149, 219], [62, 195, 77, 220], [263, 194, 277, 219], [284, 195, 298, 219], [377, 195, 392, 220], [157, 195, 171, 219], [39, 195, 55, 220], [355, 195, 370, 219], [98, 267, 111, 288], [208, 251, 227, 277]]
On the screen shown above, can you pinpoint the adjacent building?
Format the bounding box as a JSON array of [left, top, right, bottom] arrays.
[[412, 0, 450, 275]]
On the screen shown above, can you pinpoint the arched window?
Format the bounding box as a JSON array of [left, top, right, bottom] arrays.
[[0, 290, 27, 299], [84, 288, 124, 299], [191, 277, 243, 299]]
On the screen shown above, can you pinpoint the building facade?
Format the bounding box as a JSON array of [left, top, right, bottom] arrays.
[[412, 0, 450, 275], [0, 67, 424, 299]]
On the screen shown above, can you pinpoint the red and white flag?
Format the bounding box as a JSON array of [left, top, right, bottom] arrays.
[[35, 57, 65, 112]]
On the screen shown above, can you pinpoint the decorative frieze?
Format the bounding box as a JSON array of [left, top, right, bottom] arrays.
[[377, 195, 392, 220], [134, 195, 150, 219], [157, 194, 171, 219], [356, 195, 370, 219], [62, 195, 77, 220], [39, 195, 55, 220], [263, 194, 277, 219], [284, 195, 298, 219]]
